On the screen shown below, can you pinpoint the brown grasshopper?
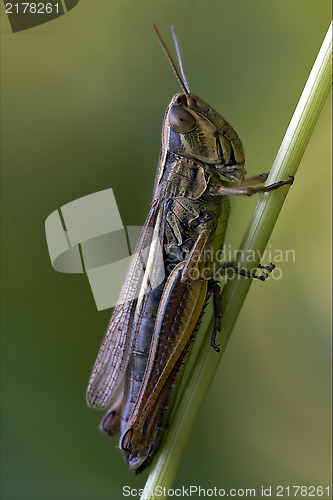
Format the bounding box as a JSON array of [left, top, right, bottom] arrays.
[[86, 25, 293, 472]]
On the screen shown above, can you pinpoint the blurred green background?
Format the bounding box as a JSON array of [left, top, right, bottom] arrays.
[[1, 1, 331, 499]]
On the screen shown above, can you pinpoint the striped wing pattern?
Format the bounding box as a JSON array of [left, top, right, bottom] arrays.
[[86, 200, 165, 408]]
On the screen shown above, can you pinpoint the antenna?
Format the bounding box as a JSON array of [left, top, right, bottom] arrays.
[[152, 23, 190, 95], [171, 26, 190, 94]]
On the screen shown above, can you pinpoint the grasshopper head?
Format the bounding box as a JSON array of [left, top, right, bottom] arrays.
[[162, 93, 246, 181]]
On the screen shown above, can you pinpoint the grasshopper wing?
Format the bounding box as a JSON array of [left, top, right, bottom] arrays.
[[86, 200, 165, 408]]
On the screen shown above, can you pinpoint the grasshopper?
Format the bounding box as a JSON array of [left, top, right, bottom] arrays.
[[86, 25, 293, 473]]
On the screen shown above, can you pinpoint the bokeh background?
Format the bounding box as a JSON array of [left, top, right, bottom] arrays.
[[1, 1, 331, 499]]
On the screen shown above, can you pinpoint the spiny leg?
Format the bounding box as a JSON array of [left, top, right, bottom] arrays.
[[236, 173, 269, 186], [258, 263, 275, 272], [189, 261, 276, 283], [181, 212, 217, 283], [208, 280, 223, 352], [235, 266, 269, 281], [207, 264, 276, 353], [211, 176, 294, 197], [242, 175, 294, 196]]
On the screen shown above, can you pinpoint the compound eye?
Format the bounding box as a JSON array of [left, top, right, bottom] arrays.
[[168, 105, 196, 133]]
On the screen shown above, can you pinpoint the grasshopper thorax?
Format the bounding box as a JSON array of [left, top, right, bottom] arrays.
[[162, 93, 246, 181]]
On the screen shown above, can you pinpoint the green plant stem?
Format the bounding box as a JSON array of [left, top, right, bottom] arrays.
[[141, 22, 332, 500]]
